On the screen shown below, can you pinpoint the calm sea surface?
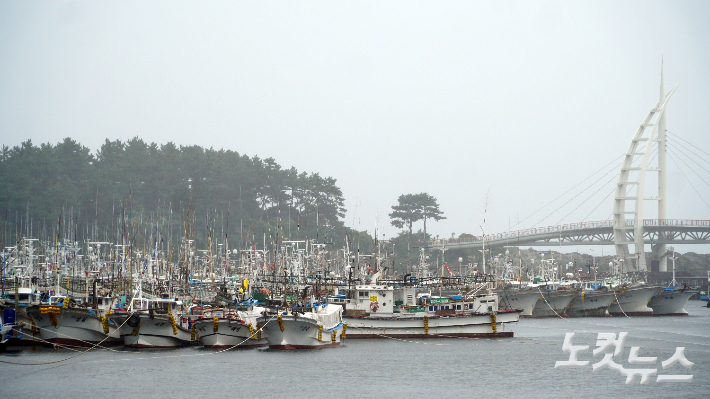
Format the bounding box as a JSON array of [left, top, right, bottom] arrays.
[[2, 302, 709, 398]]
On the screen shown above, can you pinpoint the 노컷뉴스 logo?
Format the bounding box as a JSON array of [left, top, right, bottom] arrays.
[[554, 332, 693, 384]]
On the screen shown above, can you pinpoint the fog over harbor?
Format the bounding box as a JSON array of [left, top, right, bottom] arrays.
[[1, 2, 708, 256]]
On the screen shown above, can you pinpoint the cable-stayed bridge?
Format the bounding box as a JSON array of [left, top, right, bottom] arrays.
[[430, 219, 710, 248], [430, 70, 709, 272]]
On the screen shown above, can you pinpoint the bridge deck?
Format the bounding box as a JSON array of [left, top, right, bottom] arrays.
[[429, 219, 710, 249]]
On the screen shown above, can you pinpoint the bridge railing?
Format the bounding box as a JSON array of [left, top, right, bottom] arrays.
[[430, 219, 710, 246], [641, 219, 710, 227]]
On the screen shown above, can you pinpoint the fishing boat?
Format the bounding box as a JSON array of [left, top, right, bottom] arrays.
[[496, 285, 541, 317], [27, 294, 122, 347], [111, 293, 193, 348], [333, 272, 520, 338], [648, 286, 697, 316], [565, 282, 615, 317], [257, 299, 344, 350], [647, 250, 698, 316], [607, 283, 660, 316], [531, 283, 578, 317], [193, 299, 267, 349], [1, 286, 43, 344]]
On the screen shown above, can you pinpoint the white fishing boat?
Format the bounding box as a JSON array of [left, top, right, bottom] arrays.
[[193, 300, 267, 349], [497, 285, 541, 317], [566, 282, 615, 317], [531, 283, 578, 317], [608, 283, 660, 316], [648, 286, 697, 316], [257, 301, 344, 350], [333, 273, 520, 338], [111, 294, 192, 348], [28, 295, 122, 347], [647, 249, 698, 316]]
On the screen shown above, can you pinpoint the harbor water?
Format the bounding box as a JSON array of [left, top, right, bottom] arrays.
[[2, 302, 708, 398]]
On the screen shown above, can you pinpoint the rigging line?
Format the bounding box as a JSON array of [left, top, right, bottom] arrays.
[[667, 130, 710, 158], [554, 172, 620, 226], [667, 149, 710, 212], [667, 146, 710, 189], [667, 141, 710, 175], [531, 161, 621, 228], [509, 154, 625, 230], [667, 135, 710, 167]]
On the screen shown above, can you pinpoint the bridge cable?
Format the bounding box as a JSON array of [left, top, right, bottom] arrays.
[[508, 154, 624, 230], [667, 130, 710, 159], [534, 144, 658, 227], [581, 186, 616, 223], [667, 145, 710, 189], [531, 160, 622, 228], [667, 148, 710, 212], [543, 141, 660, 227], [667, 140, 710, 178], [554, 172, 621, 226]]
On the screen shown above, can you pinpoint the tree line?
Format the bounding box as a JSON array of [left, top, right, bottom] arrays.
[[0, 137, 372, 253]]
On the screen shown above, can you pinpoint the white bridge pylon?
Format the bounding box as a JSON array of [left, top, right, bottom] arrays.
[[613, 71, 677, 271]]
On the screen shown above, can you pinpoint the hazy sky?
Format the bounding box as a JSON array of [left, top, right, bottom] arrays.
[[1, 1, 709, 254]]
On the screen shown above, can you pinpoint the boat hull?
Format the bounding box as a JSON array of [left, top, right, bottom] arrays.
[[28, 308, 121, 347], [259, 314, 343, 350], [649, 288, 697, 316], [498, 289, 541, 317], [532, 291, 576, 317], [345, 309, 520, 338], [194, 318, 266, 349], [1, 309, 43, 345], [608, 286, 660, 316], [113, 313, 193, 348], [566, 291, 615, 317]]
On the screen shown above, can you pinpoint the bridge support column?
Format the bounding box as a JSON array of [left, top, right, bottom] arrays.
[[612, 69, 677, 271]]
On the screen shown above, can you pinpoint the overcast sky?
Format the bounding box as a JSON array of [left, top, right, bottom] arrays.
[[1, 1, 709, 254]]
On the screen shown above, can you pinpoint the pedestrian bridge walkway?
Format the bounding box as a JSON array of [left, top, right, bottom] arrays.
[[429, 219, 710, 249]]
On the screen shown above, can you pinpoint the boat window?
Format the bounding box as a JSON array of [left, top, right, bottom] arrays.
[[456, 305, 461, 310], [429, 306, 433, 311], [358, 291, 369, 297]]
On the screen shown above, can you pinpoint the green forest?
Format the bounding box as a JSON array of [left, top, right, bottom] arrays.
[[0, 137, 373, 256], [0, 137, 498, 274]]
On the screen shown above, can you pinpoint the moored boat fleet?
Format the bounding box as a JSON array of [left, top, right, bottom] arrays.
[[1, 237, 700, 352], [497, 280, 696, 318]]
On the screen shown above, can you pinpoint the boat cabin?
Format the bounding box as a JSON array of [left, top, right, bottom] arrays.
[[2, 287, 42, 307], [340, 284, 395, 316], [420, 293, 499, 315]]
